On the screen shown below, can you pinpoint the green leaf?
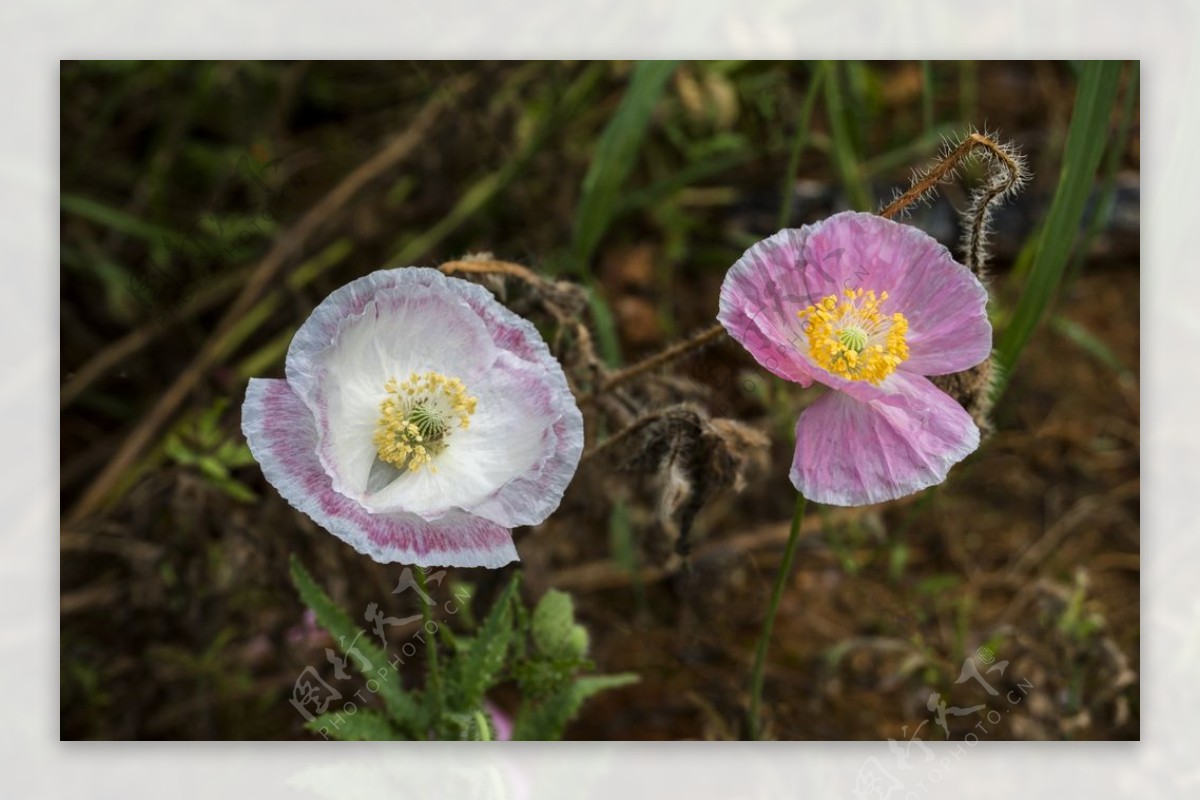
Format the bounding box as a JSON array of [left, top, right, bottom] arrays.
[[448, 581, 477, 630], [995, 60, 1125, 392], [572, 60, 679, 267], [569, 61, 679, 367], [162, 434, 195, 466], [215, 438, 256, 468], [197, 454, 231, 481], [448, 573, 521, 710], [289, 556, 425, 734], [305, 709, 400, 741], [1065, 61, 1139, 287], [512, 673, 638, 741], [438, 709, 497, 741], [161, 399, 260, 503]]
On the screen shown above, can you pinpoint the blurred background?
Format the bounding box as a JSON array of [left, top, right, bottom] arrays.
[[59, 60, 1139, 740]]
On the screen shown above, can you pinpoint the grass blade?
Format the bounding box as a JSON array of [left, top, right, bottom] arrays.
[[1052, 315, 1131, 378], [823, 61, 872, 211], [61, 193, 177, 244], [1065, 61, 1138, 286], [995, 60, 1124, 391], [778, 63, 827, 229], [572, 60, 679, 267]]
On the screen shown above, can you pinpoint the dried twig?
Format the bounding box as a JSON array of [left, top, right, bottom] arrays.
[[878, 129, 1028, 277], [439, 257, 542, 284], [441, 255, 606, 399], [582, 323, 726, 406]]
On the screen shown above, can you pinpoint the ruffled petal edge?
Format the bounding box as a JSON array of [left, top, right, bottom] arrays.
[[242, 377, 518, 568], [789, 373, 980, 506]]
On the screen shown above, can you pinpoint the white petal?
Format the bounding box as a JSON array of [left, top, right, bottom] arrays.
[[312, 288, 500, 499], [361, 352, 557, 517]]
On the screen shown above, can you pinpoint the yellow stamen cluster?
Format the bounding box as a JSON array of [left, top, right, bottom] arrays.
[[798, 288, 909, 384], [372, 371, 477, 473]]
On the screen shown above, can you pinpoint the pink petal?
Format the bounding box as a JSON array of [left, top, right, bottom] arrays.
[[790, 372, 980, 506], [717, 227, 821, 387], [799, 211, 991, 376], [452, 279, 587, 527], [242, 378, 518, 568]]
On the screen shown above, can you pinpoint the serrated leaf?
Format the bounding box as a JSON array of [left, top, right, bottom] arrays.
[[449, 573, 520, 710], [305, 709, 399, 741], [291, 556, 385, 667], [512, 673, 638, 741], [290, 556, 425, 735]]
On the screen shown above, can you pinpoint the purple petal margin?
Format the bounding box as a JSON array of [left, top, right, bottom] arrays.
[[242, 377, 518, 569]]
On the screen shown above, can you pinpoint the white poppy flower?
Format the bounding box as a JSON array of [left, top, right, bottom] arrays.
[[242, 267, 584, 568]]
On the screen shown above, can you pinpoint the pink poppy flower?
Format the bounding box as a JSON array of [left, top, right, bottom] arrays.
[[718, 211, 991, 506], [241, 267, 584, 568]]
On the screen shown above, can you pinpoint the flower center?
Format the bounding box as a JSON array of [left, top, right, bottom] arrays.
[[798, 288, 910, 385], [373, 371, 477, 473]]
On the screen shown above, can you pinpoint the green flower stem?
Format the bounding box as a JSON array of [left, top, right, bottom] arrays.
[[415, 567, 442, 724], [747, 491, 809, 740]]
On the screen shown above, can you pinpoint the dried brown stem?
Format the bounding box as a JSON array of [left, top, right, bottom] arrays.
[[582, 323, 725, 405], [877, 132, 1011, 219], [442, 257, 725, 406], [65, 76, 474, 527], [579, 407, 661, 464], [439, 257, 543, 284], [440, 255, 607, 399], [878, 131, 1027, 276]]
